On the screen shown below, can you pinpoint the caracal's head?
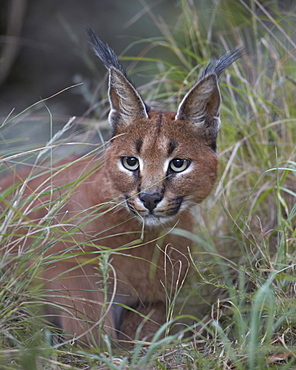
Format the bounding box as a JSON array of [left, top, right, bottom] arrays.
[[88, 29, 242, 227]]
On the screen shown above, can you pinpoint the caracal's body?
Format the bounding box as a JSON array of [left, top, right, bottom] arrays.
[[0, 29, 242, 347]]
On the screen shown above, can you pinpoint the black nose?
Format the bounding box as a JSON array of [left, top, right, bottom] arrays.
[[139, 192, 163, 212]]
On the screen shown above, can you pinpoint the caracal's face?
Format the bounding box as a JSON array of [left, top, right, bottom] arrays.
[[106, 110, 218, 227], [88, 32, 241, 229]]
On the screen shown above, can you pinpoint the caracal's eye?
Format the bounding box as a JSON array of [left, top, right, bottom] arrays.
[[121, 156, 140, 171], [169, 158, 190, 173]]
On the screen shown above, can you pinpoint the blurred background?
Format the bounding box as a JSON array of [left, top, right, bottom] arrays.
[[0, 0, 183, 118], [0, 0, 295, 149]]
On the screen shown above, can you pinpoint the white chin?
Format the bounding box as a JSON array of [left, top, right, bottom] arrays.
[[139, 214, 176, 228]]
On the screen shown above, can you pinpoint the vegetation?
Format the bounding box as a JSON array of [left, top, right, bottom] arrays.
[[0, 0, 295, 368]]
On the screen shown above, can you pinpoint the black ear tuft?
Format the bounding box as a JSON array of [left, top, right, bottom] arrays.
[[200, 47, 245, 79], [86, 27, 126, 75], [86, 28, 151, 116]]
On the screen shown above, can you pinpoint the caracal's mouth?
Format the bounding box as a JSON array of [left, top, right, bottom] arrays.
[[125, 199, 182, 227], [125, 195, 183, 222]]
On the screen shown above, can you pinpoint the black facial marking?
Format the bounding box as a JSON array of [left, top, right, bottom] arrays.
[[151, 113, 162, 148], [135, 139, 143, 153], [125, 196, 138, 215], [166, 196, 183, 216], [210, 140, 217, 152], [168, 140, 178, 155], [156, 113, 162, 136]]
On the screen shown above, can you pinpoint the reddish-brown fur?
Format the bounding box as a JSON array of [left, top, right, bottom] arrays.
[[0, 32, 241, 347]]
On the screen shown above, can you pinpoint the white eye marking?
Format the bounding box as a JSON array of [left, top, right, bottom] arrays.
[[121, 156, 140, 171], [169, 158, 190, 173]]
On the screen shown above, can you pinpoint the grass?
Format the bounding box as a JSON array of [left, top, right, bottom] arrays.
[[0, 0, 296, 368]]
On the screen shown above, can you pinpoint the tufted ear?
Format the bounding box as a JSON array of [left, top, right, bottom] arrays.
[[175, 47, 244, 134], [175, 74, 221, 132], [108, 67, 148, 133], [87, 28, 149, 135]]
